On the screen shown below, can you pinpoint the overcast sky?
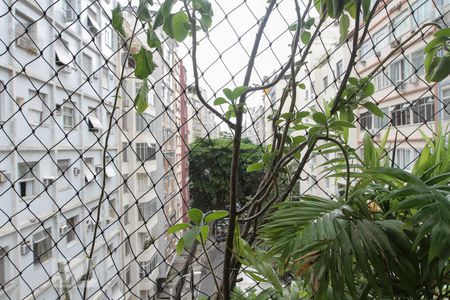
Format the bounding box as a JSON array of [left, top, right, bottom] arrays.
[[179, 0, 298, 107]]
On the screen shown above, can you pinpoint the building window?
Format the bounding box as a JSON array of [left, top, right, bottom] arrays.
[[57, 159, 70, 189], [66, 215, 78, 243], [373, 107, 389, 129], [122, 142, 128, 162], [411, 49, 425, 76], [373, 26, 389, 54], [105, 26, 113, 48], [336, 60, 343, 78], [360, 40, 371, 59], [359, 112, 372, 130], [412, 97, 434, 123], [139, 255, 158, 279], [137, 173, 148, 195], [394, 149, 412, 170], [28, 90, 50, 126], [389, 59, 406, 87], [443, 88, 450, 119], [412, 0, 430, 25], [323, 76, 328, 89], [62, 0, 76, 22], [63, 105, 75, 129], [0, 247, 7, 285], [17, 162, 38, 198], [125, 266, 131, 285], [86, 15, 99, 36], [120, 110, 129, 132], [109, 198, 117, 219], [374, 70, 390, 89], [102, 68, 110, 91], [136, 143, 156, 162], [33, 228, 52, 264], [391, 11, 410, 40], [123, 173, 130, 193], [123, 205, 130, 225], [15, 13, 38, 53], [82, 53, 93, 78], [136, 113, 155, 132], [138, 199, 157, 222], [124, 237, 131, 256], [391, 103, 411, 126]]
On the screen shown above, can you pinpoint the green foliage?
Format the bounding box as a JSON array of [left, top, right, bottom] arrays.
[[256, 129, 450, 299], [112, 5, 125, 37], [425, 28, 450, 82], [168, 208, 228, 254], [189, 138, 264, 211]]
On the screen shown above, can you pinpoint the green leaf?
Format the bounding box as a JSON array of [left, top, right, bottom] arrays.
[[213, 97, 227, 105], [362, 0, 371, 20], [176, 238, 185, 254], [298, 83, 306, 89], [147, 27, 161, 50], [304, 18, 315, 29], [332, 120, 356, 128], [247, 162, 264, 172], [292, 135, 306, 145], [280, 112, 294, 120], [168, 223, 190, 234], [133, 48, 157, 79], [232, 86, 247, 99], [171, 12, 190, 42], [163, 14, 174, 37], [312, 112, 327, 125], [362, 102, 383, 118], [188, 208, 203, 224], [434, 28, 450, 38], [183, 227, 200, 247], [137, 0, 152, 22], [426, 56, 450, 82], [162, 0, 176, 17], [199, 225, 209, 242], [134, 80, 149, 113], [223, 88, 234, 100], [301, 31, 311, 44], [112, 5, 125, 37], [153, 10, 164, 29], [204, 210, 228, 223], [339, 14, 350, 44]]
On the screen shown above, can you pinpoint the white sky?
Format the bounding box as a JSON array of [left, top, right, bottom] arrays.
[[179, 0, 298, 107]]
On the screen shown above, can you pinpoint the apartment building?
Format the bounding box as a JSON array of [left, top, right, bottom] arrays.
[[186, 86, 219, 143], [163, 52, 190, 270], [0, 0, 123, 299], [355, 0, 450, 171], [119, 7, 171, 299], [263, 0, 450, 198]]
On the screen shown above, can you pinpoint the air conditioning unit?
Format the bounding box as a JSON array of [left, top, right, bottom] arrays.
[[20, 241, 31, 255], [360, 58, 366, 65], [59, 224, 69, 236], [73, 167, 80, 176], [43, 176, 55, 186], [106, 217, 113, 225], [16, 36, 36, 53]]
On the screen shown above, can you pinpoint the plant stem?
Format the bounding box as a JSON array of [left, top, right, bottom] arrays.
[[200, 236, 223, 300]]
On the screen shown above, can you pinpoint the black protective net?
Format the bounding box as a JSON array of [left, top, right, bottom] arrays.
[[0, 0, 449, 299]]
